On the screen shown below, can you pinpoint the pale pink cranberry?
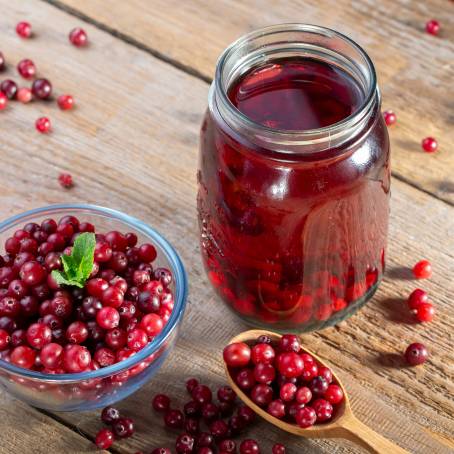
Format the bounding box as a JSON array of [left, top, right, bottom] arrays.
[[17, 87, 32, 103], [0, 92, 7, 110]]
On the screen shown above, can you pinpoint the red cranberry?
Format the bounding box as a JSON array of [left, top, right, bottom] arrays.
[[32, 78, 52, 99], [219, 439, 236, 453], [138, 243, 157, 262], [26, 322, 52, 349], [95, 428, 114, 449], [94, 347, 115, 367], [217, 385, 236, 403], [108, 251, 128, 272], [140, 313, 163, 336], [11, 345, 36, 369], [154, 268, 172, 287], [63, 344, 91, 372], [202, 402, 220, 423], [105, 231, 128, 251], [239, 439, 260, 454], [57, 94, 74, 110], [267, 399, 285, 419], [111, 276, 128, 293], [325, 384, 344, 404], [413, 259, 432, 278], [237, 404, 255, 425], [58, 173, 73, 188], [383, 110, 396, 126], [312, 398, 333, 422], [65, 321, 88, 344], [301, 361, 318, 381], [0, 296, 20, 318], [17, 59, 36, 79], [101, 405, 121, 425], [175, 433, 195, 453], [105, 327, 127, 350], [81, 296, 102, 319], [50, 295, 73, 319], [0, 79, 18, 99], [192, 384, 212, 405], [279, 334, 301, 353], [113, 417, 135, 438], [0, 52, 4, 71], [209, 419, 229, 440], [407, 288, 428, 310], [11, 329, 26, 347], [40, 342, 63, 369], [253, 362, 275, 384], [20, 261, 46, 285], [125, 232, 138, 246], [183, 400, 200, 418], [86, 278, 109, 298], [41, 219, 57, 234], [86, 320, 104, 342], [127, 328, 148, 350], [414, 302, 435, 322], [251, 343, 275, 364], [277, 352, 304, 378], [223, 342, 251, 367], [296, 406, 316, 428], [196, 432, 214, 447], [318, 366, 333, 383], [96, 307, 120, 330], [310, 376, 329, 396], [228, 415, 245, 435], [16, 21, 32, 38], [279, 382, 297, 402], [272, 443, 286, 454], [405, 343, 429, 366], [426, 19, 440, 36], [151, 450, 171, 454], [36, 117, 51, 134], [0, 329, 10, 350], [69, 27, 88, 47], [102, 286, 124, 308], [153, 394, 170, 412], [235, 368, 255, 391], [0, 316, 17, 333], [251, 384, 273, 407], [0, 92, 7, 110], [164, 409, 184, 429], [186, 378, 199, 394], [79, 222, 94, 233]]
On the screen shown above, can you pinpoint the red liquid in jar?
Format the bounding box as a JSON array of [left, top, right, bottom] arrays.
[[198, 57, 390, 330], [229, 59, 363, 130]]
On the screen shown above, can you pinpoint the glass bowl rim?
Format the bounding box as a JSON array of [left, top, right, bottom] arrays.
[[0, 203, 188, 382]]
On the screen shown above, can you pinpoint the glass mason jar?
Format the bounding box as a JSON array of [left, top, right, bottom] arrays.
[[197, 25, 390, 332]]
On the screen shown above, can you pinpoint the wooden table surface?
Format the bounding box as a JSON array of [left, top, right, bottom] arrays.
[[1, 1, 453, 453]]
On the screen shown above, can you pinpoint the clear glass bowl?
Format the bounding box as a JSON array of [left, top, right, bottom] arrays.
[[0, 204, 188, 411]]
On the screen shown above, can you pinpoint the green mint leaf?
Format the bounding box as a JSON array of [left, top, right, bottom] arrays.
[[51, 270, 86, 288], [51, 232, 96, 288]]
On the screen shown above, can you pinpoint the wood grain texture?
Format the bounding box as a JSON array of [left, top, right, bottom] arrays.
[[52, 0, 454, 206], [0, 1, 453, 453]]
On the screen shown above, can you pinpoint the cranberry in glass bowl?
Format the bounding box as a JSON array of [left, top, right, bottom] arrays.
[[197, 25, 390, 331], [0, 204, 187, 411]]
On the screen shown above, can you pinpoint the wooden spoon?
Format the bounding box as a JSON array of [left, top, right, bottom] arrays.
[[224, 330, 408, 454]]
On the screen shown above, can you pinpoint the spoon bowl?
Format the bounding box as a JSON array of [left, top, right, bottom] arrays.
[[224, 330, 408, 454]]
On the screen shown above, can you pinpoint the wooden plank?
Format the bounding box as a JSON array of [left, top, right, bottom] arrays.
[[0, 1, 453, 452], [51, 0, 454, 206], [0, 389, 100, 454]]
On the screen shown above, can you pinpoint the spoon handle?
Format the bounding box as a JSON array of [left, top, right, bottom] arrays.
[[340, 416, 409, 453]]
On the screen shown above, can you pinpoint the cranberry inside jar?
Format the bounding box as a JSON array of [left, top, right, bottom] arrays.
[[198, 25, 390, 330]]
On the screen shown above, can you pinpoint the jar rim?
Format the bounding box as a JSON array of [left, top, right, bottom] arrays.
[[213, 24, 378, 151]]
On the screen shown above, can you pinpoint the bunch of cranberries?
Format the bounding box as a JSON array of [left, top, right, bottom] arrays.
[[0, 215, 174, 376], [223, 335, 343, 430], [139, 378, 287, 453]]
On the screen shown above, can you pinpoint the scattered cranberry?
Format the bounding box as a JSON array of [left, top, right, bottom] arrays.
[[421, 137, 438, 153], [425, 20, 440, 36], [69, 27, 88, 47], [218, 385, 236, 403], [383, 110, 396, 126], [153, 394, 171, 412], [35, 117, 51, 134], [239, 439, 260, 454], [95, 428, 114, 449], [175, 433, 195, 453], [16, 21, 32, 38], [112, 417, 135, 438], [17, 58, 36, 79], [219, 439, 236, 453], [414, 302, 435, 322], [101, 405, 121, 425], [413, 259, 432, 278], [192, 384, 212, 405], [0, 92, 7, 110], [58, 173, 73, 188], [272, 444, 286, 454], [405, 343, 429, 366], [31, 78, 52, 99], [0, 79, 18, 99], [164, 409, 184, 429], [57, 94, 74, 110], [407, 288, 428, 310], [17, 87, 32, 103]]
